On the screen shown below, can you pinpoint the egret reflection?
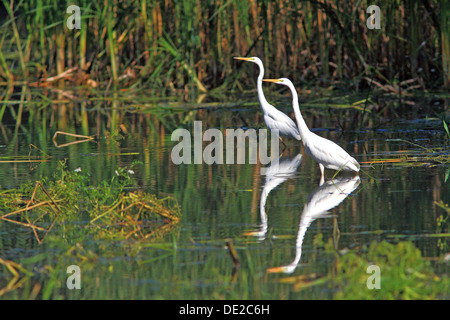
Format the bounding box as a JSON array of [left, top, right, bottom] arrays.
[[267, 176, 360, 274], [244, 154, 302, 240]]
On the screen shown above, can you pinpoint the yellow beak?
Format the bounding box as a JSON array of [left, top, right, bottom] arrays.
[[266, 266, 286, 273], [234, 57, 253, 61], [263, 79, 282, 83]]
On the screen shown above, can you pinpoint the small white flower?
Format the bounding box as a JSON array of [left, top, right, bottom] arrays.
[[74, 167, 82, 172], [128, 170, 135, 175], [115, 170, 119, 176]]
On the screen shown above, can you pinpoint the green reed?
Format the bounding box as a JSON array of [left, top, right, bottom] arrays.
[[0, 0, 447, 96], [442, 0, 450, 89]]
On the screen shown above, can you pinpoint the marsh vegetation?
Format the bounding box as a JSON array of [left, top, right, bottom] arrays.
[[0, 0, 449, 300]]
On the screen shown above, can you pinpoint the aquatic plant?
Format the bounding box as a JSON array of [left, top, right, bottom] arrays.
[[332, 241, 449, 299], [278, 240, 449, 300], [0, 158, 182, 299], [361, 138, 450, 167], [0, 160, 181, 243], [0, 0, 446, 96]]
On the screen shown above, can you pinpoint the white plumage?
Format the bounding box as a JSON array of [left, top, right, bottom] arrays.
[[267, 176, 361, 274], [234, 57, 301, 141], [264, 78, 360, 178]]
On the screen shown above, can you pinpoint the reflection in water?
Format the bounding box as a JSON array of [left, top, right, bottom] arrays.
[[245, 154, 302, 240], [267, 176, 360, 274]]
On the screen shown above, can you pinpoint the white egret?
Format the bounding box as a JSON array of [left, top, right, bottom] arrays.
[[263, 78, 360, 178], [267, 176, 360, 274], [234, 57, 301, 143], [244, 154, 302, 240]]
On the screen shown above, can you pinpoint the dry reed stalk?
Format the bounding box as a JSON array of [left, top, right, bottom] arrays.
[[226, 240, 241, 268], [1, 182, 63, 243], [52, 131, 94, 141]]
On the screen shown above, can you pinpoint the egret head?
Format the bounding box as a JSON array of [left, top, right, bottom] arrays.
[[234, 56, 263, 66], [263, 78, 293, 87]]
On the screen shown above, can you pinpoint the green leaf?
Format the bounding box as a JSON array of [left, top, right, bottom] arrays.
[[443, 120, 450, 139]]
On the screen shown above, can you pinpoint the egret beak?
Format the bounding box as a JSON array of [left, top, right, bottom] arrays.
[[266, 266, 287, 273], [263, 79, 282, 83], [234, 57, 253, 61], [242, 231, 260, 236]]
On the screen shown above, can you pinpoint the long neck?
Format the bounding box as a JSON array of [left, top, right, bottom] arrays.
[[288, 83, 310, 139], [256, 63, 270, 111]]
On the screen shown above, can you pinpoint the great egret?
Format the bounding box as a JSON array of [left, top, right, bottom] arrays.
[[244, 154, 302, 240], [263, 78, 360, 178], [234, 57, 301, 143], [267, 176, 360, 274]]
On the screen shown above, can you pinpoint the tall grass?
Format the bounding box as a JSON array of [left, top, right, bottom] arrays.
[[0, 0, 446, 95], [442, 0, 450, 89]]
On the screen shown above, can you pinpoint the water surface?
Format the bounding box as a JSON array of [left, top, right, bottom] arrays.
[[0, 90, 448, 299]]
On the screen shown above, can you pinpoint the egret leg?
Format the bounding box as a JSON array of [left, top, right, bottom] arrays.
[[319, 163, 325, 186], [319, 163, 325, 176]]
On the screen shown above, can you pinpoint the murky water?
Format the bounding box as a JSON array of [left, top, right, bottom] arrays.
[[0, 91, 448, 299]]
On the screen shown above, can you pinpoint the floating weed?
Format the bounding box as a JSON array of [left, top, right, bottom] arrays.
[[90, 192, 181, 240], [307, 97, 373, 112], [0, 181, 63, 243], [0, 257, 34, 297], [0, 242, 103, 299], [0, 160, 181, 243], [330, 241, 448, 300], [52, 131, 95, 148], [362, 139, 450, 167], [274, 241, 449, 299], [0, 144, 51, 164]]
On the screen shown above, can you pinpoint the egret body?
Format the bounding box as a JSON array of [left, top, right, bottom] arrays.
[[234, 57, 301, 142], [264, 78, 359, 178]]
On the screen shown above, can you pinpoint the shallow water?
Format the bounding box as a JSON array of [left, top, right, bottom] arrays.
[[0, 91, 449, 299]]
